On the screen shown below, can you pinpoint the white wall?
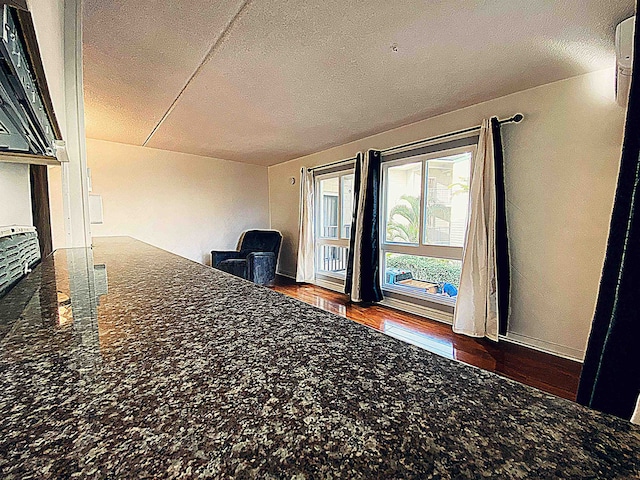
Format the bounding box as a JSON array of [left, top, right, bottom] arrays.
[[30, 0, 91, 250], [28, 0, 67, 250], [268, 69, 625, 361], [0, 163, 32, 226], [86, 139, 270, 264]]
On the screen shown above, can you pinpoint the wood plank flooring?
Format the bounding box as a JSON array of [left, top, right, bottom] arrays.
[[272, 280, 582, 401]]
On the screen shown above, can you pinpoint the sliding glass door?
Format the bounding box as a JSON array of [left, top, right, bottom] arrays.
[[315, 170, 355, 280]]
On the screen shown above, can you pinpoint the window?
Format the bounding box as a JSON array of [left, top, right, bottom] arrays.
[[315, 170, 355, 278], [381, 146, 474, 305]]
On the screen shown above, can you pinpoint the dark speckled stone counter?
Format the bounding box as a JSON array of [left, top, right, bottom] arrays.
[[0, 237, 638, 479]]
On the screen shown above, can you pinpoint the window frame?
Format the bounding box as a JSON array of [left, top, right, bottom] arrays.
[[314, 168, 355, 281], [380, 144, 476, 306]]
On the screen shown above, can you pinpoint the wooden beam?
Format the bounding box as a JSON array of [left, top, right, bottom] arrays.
[[0, 151, 60, 166]]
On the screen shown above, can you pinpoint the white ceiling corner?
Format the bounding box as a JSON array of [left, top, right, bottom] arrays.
[[82, 0, 247, 145]]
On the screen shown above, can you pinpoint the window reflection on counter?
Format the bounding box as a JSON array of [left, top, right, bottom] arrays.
[[57, 291, 73, 327]]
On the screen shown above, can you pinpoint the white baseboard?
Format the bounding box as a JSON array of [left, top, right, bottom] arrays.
[[380, 296, 454, 325], [276, 270, 296, 280], [314, 277, 345, 293], [312, 281, 455, 327], [381, 296, 583, 362], [501, 331, 584, 363]]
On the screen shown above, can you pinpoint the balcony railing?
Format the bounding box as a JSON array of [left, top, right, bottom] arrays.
[[318, 244, 348, 274], [322, 226, 338, 238]]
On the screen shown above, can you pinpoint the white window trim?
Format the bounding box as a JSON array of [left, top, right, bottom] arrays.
[[380, 144, 476, 307], [383, 283, 457, 307], [314, 168, 355, 284]]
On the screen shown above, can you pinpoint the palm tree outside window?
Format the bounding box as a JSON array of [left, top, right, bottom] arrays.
[[382, 147, 474, 305]]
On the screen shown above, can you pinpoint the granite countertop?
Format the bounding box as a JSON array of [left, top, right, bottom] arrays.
[[0, 237, 638, 479]]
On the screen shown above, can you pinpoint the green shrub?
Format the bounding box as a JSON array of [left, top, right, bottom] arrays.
[[386, 254, 462, 287]]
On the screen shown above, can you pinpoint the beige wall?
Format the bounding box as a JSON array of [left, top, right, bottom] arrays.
[[268, 69, 625, 360], [0, 163, 32, 227], [86, 139, 270, 264]]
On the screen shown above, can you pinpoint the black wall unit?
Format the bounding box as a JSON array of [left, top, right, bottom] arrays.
[[0, 226, 40, 299], [0, 4, 58, 157]]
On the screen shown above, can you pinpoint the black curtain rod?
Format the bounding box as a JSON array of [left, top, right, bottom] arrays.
[[307, 156, 356, 173], [381, 114, 524, 154], [307, 113, 524, 172]]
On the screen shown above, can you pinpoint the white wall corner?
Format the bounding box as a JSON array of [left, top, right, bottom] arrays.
[[61, 0, 91, 248]]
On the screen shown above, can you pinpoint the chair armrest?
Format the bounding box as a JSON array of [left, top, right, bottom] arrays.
[[211, 250, 244, 267], [246, 252, 277, 286]]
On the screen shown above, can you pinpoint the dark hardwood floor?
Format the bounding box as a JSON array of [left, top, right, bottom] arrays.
[[272, 279, 582, 401]]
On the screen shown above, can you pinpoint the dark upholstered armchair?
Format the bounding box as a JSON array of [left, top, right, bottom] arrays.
[[211, 230, 282, 286]]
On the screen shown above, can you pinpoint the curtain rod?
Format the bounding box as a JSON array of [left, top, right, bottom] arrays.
[[307, 156, 357, 173], [380, 114, 524, 154], [307, 114, 524, 172]]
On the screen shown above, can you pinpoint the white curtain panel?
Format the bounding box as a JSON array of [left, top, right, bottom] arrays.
[[632, 394, 640, 425], [350, 153, 369, 302], [453, 119, 500, 341], [296, 167, 315, 283]]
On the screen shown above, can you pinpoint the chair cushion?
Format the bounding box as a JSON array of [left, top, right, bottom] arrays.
[[240, 230, 282, 256], [216, 259, 247, 279]]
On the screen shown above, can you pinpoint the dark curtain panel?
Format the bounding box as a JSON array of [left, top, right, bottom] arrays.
[[491, 117, 511, 335], [4, 1, 29, 11], [577, 11, 640, 419], [29, 164, 53, 259], [345, 153, 362, 295], [358, 150, 383, 303], [345, 151, 383, 303]]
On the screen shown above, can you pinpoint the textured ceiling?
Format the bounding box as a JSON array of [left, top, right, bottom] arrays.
[[83, 0, 635, 166]]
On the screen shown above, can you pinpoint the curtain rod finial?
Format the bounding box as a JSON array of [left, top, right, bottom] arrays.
[[513, 113, 524, 123]]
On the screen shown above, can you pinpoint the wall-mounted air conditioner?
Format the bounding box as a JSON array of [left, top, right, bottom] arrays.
[[616, 16, 635, 107]]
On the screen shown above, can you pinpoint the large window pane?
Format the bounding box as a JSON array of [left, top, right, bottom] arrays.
[[318, 245, 349, 276], [341, 174, 354, 239], [385, 253, 461, 298], [319, 177, 339, 238], [423, 152, 472, 247], [385, 162, 422, 244]]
